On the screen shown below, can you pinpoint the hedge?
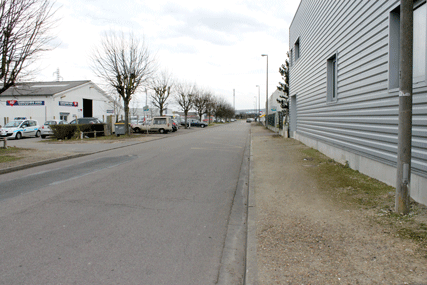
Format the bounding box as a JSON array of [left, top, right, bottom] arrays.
[[50, 124, 106, 140]]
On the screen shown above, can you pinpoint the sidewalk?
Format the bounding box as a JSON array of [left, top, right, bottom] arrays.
[[248, 124, 427, 284]]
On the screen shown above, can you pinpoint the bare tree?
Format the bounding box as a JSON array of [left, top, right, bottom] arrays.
[[193, 88, 211, 121], [213, 97, 234, 122], [175, 81, 195, 129], [91, 31, 156, 135], [205, 94, 216, 124], [0, 0, 57, 94], [150, 70, 173, 116]]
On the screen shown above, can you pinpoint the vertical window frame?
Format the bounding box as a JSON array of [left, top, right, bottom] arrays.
[[327, 52, 338, 103], [388, 1, 427, 90], [290, 48, 294, 67], [295, 37, 300, 61]]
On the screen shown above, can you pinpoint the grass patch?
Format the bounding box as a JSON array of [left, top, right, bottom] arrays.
[[300, 147, 427, 256], [0, 147, 25, 163]]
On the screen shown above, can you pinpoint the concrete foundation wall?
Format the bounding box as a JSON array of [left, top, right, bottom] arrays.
[[295, 133, 427, 207]]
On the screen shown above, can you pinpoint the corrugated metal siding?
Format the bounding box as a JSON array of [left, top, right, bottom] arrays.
[[289, 0, 427, 178]]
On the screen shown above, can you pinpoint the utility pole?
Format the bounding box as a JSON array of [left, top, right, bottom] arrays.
[[233, 89, 235, 110], [262, 54, 268, 128], [396, 0, 413, 214], [256, 85, 260, 123]]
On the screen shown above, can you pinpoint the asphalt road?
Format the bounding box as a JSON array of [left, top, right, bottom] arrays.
[[0, 122, 250, 284]]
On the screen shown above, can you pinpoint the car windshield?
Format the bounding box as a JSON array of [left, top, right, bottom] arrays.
[[4, 120, 23, 128], [44, 121, 57, 125]]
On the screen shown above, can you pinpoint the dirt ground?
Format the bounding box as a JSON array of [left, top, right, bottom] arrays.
[[251, 124, 427, 284]]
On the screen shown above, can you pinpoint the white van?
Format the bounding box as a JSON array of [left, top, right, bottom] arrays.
[[149, 116, 173, 134]]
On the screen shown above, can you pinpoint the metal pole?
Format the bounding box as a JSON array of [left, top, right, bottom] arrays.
[[262, 54, 268, 128], [256, 85, 260, 122], [254, 96, 257, 119], [396, 0, 413, 214], [233, 89, 235, 110]]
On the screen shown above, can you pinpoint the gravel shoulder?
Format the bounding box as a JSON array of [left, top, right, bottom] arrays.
[[251, 124, 427, 284]]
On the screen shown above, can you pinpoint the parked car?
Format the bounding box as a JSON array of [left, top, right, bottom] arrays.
[[40, 120, 67, 138], [246, 118, 254, 123], [69, 117, 102, 124], [181, 119, 208, 128], [148, 116, 173, 133], [0, 119, 40, 139], [172, 119, 179, 132], [190, 120, 208, 128]]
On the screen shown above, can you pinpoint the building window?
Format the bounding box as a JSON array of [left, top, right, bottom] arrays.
[[290, 49, 294, 66], [327, 53, 338, 102], [295, 38, 300, 61], [389, 2, 426, 89], [413, 2, 426, 82]]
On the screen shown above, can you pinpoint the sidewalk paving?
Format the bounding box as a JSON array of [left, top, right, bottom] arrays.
[[248, 124, 427, 284]]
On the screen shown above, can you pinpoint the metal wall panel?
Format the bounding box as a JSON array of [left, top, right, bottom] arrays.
[[289, 0, 427, 178]]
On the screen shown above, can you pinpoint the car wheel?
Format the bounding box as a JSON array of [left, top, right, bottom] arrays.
[[35, 130, 41, 137], [159, 128, 165, 134], [15, 132, 22, 140], [41, 135, 46, 139], [200, 124, 205, 128]]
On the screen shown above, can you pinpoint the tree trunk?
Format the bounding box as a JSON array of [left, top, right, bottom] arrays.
[[184, 111, 188, 129], [124, 98, 130, 135]]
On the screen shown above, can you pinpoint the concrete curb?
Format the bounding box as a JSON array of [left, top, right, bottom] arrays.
[[245, 127, 258, 284], [0, 136, 163, 175], [217, 129, 251, 284]]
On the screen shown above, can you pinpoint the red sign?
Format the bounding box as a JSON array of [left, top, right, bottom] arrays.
[[7, 100, 17, 106]]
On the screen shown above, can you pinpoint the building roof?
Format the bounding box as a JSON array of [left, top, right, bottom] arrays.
[[0, 80, 91, 96]]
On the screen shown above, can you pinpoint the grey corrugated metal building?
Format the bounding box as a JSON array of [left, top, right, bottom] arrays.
[[289, 0, 427, 206]]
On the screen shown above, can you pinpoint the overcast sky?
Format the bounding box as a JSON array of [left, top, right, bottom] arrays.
[[37, 0, 300, 110]]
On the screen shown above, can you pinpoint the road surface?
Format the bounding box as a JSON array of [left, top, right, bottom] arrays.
[[0, 122, 250, 284]]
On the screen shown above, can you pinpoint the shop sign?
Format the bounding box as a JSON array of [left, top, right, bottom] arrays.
[[7, 100, 45, 106], [59, 101, 78, 107]]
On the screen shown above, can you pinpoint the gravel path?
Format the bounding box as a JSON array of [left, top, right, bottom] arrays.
[[251, 125, 427, 284]]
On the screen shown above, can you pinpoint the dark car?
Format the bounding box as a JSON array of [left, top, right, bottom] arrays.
[[191, 120, 208, 128], [69, 117, 102, 124], [172, 119, 179, 132], [181, 119, 208, 128]]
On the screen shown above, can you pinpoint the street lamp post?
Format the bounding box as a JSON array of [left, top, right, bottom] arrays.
[[256, 85, 260, 123], [254, 96, 257, 120], [261, 54, 268, 128]]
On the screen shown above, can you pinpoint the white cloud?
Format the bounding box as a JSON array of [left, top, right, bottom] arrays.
[[37, 0, 300, 110]]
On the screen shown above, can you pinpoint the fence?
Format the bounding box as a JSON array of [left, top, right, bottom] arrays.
[[267, 114, 275, 127]]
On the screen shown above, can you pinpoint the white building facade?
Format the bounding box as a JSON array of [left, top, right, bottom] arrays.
[[0, 81, 118, 125], [289, 0, 427, 205]]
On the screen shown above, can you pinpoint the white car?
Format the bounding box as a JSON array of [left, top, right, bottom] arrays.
[[0, 119, 40, 139], [40, 120, 67, 138]]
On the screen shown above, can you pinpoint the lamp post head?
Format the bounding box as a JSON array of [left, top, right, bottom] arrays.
[[261, 54, 268, 57]]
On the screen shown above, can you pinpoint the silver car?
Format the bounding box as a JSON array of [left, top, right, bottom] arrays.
[[40, 120, 67, 138]]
